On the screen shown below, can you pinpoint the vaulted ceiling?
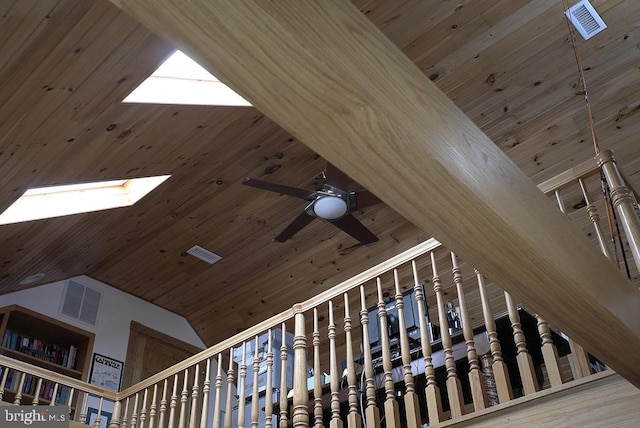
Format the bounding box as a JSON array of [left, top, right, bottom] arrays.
[[1, 0, 640, 350]]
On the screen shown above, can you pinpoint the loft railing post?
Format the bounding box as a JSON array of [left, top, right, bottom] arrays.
[[451, 253, 487, 411], [292, 309, 309, 428], [343, 294, 362, 428], [597, 149, 640, 274], [312, 310, 324, 428], [212, 355, 223, 428], [264, 331, 274, 428], [431, 252, 464, 418], [110, 400, 122, 428], [393, 269, 421, 428], [376, 278, 402, 428], [475, 271, 512, 403], [224, 349, 235, 428], [535, 315, 565, 387], [279, 325, 289, 428], [328, 300, 343, 428], [359, 285, 381, 428], [251, 338, 261, 428], [411, 261, 442, 424], [504, 293, 539, 396], [578, 178, 613, 260], [237, 345, 247, 428]]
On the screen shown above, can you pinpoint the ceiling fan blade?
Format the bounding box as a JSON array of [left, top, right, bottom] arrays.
[[325, 162, 349, 190], [353, 190, 382, 209], [243, 177, 315, 200], [274, 211, 315, 242], [331, 214, 378, 245]]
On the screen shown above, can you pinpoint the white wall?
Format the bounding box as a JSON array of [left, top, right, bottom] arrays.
[[0, 274, 205, 364], [0, 275, 236, 424]]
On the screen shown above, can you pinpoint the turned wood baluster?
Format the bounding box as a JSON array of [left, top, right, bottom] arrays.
[[31, 377, 42, 405], [159, 379, 169, 428], [110, 400, 122, 428], [168, 374, 179, 428], [279, 325, 289, 428], [264, 331, 274, 428], [554, 191, 593, 380], [67, 389, 75, 421], [359, 285, 381, 428], [189, 364, 201, 428], [504, 292, 539, 395], [77, 392, 88, 424], [251, 337, 261, 428], [96, 397, 106, 428], [598, 149, 640, 274], [431, 252, 464, 418], [393, 269, 420, 427], [535, 315, 565, 387], [292, 310, 309, 428], [201, 359, 212, 428], [178, 369, 190, 428], [376, 277, 401, 428], [224, 349, 235, 428], [411, 260, 442, 424], [328, 300, 343, 428], [476, 270, 512, 403], [13, 372, 25, 404], [238, 344, 247, 427], [121, 396, 130, 428], [139, 388, 148, 428], [312, 309, 324, 428], [212, 355, 223, 428], [451, 253, 488, 411], [49, 383, 59, 406], [344, 293, 362, 428], [149, 383, 158, 428], [579, 178, 613, 259], [0, 368, 8, 401], [130, 393, 139, 428]]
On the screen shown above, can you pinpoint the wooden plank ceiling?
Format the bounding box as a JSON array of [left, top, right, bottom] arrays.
[[1, 0, 640, 351]]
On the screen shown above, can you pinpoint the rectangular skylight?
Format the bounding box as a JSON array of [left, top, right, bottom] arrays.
[[0, 175, 170, 225], [123, 50, 252, 107]]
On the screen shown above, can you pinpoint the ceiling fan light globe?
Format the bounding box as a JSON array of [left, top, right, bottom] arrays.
[[313, 196, 348, 219]]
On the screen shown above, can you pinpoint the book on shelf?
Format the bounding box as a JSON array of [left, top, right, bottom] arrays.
[[1, 329, 78, 370]]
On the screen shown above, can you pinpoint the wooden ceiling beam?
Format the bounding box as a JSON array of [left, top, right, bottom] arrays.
[[108, 0, 640, 387]]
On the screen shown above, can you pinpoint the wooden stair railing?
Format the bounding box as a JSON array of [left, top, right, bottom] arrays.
[[3, 155, 637, 427]]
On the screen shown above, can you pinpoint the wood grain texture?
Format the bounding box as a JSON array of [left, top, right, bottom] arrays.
[[439, 371, 640, 428], [105, 0, 640, 387], [2, 0, 640, 389]]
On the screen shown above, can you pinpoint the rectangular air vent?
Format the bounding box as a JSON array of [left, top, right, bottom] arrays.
[[187, 245, 223, 265], [60, 279, 101, 326], [566, 0, 606, 40]]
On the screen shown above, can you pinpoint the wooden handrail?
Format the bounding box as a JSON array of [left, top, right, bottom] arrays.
[[0, 355, 118, 400], [118, 237, 442, 397]]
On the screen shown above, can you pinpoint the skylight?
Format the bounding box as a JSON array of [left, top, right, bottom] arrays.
[[0, 175, 170, 225], [123, 50, 252, 107]]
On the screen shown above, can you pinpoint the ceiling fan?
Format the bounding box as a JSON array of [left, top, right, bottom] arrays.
[[242, 163, 382, 244]]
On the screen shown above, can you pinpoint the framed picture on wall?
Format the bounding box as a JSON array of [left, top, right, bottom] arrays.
[[89, 353, 124, 392], [86, 408, 112, 428]]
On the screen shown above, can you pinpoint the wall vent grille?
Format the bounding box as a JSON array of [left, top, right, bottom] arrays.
[[187, 245, 222, 265], [566, 0, 606, 40], [60, 279, 101, 326]]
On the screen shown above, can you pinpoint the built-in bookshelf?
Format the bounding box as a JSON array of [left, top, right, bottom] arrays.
[[0, 305, 94, 404]]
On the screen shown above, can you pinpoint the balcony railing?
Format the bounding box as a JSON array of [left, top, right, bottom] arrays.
[[0, 150, 637, 427]]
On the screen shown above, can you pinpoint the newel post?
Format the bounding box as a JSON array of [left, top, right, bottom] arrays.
[[292, 306, 309, 427], [597, 149, 640, 274]]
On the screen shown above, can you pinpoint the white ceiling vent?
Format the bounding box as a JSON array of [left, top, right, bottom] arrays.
[[60, 279, 101, 326], [187, 245, 223, 265], [566, 0, 607, 40]]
